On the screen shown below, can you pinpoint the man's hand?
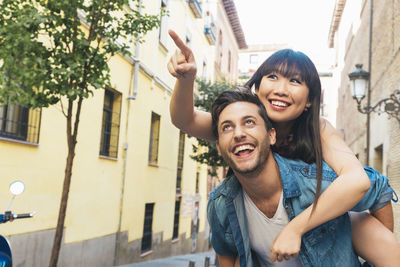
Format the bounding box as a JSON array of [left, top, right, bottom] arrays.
[[167, 29, 197, 80], [270, 224, 301, 262]]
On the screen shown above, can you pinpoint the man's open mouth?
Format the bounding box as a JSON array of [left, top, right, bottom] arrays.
[[233, 144, 255, 157]]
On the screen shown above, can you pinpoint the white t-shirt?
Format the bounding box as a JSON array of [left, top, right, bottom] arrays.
[[243, 190, 302, 267]]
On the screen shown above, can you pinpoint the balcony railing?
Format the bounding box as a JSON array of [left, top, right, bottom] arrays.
[[188, 0, 202, 18], [204, 26, 216, 45]]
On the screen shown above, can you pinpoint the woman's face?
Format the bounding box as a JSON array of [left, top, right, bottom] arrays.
[[256, 72, 311, 123]]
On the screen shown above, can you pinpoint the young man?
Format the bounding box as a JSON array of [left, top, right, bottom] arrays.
[[207, 90, 396, 267]]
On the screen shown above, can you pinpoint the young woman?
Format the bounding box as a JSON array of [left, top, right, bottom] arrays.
[[167, 30, 399, 266]]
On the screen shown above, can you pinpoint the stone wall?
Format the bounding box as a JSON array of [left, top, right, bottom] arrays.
[[336, 0, 400, 238]]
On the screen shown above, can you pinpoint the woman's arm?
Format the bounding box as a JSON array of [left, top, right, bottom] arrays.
[[270, 118, 371, 260], [167, 30, 215, 141]]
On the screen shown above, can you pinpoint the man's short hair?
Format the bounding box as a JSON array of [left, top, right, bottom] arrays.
[[211, 89, 273, 138]]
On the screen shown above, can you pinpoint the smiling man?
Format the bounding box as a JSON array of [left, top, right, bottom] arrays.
[[207, 90, 396, 267]]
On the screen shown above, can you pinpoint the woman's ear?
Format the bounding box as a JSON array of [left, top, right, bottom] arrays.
[[268, 128, 276, 146], [304, 102, 311, 111], [251, 84, 257, 94]]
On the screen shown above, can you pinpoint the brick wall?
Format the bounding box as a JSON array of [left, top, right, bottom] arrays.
[[336, 0, 400, 238]]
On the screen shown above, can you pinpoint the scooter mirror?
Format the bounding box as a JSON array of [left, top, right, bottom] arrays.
[[9, 181, 25, 195]]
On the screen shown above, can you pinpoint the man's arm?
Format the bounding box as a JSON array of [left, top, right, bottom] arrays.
[[370, 202, 394, 231]]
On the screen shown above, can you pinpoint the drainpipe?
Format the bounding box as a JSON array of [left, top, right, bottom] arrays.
[[113, 1, 143, 265], [128, 35, 141, 100], [366, 0, 373, 165]]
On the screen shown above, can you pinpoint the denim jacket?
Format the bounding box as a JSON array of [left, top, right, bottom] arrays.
[[207, 153, 395, 267]]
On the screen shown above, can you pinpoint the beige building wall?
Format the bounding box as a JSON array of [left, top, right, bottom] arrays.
[[0, 0, 227, 266], [209, 0, 246, 82], [330, 0, 400, 238]]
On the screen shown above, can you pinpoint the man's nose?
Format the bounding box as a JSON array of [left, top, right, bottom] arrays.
[[233, 126, 246, 141]]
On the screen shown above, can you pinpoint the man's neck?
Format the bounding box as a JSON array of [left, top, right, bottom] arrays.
[[234, 152, 282, 203]]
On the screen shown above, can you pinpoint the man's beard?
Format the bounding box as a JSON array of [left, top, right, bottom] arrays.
[[221, 138, 270, 177]]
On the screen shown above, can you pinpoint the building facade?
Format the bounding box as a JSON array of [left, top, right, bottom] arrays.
[[329, 0, 400, 238], [0, 0, 245, 266]]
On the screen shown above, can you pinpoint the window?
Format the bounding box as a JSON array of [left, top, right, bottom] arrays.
[[176, 131, 185, 193], [100, 89, 121, 158], [195, 171, 200, 194], [172, 198, 181, 240], [228, 50, 232, 72], [141, 203, 155, 253], [217, 30, 223, 68], [148, 112, 161, 165], [159, 0, 169, 47], [0, 103, 41, 143], [202, 60, 207, 79], [373, 144, 383, 174], [250, 54, 259, 65], [185, 31, 192, 48]]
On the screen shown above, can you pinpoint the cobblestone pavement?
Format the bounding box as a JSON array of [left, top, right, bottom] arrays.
[[118, 251, 217, 267]]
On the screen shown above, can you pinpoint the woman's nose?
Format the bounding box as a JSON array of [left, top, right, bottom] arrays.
[[273, 81, 289, 95]]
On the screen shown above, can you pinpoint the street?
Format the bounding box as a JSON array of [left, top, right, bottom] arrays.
[[119, 251, 217, 267]]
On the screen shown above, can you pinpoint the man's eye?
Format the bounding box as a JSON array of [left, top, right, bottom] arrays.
[[245, 119, 255, 125], [222, 125, 232, 131]]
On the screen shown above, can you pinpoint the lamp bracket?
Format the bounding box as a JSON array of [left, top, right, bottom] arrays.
[[356, 89, 400, 124]]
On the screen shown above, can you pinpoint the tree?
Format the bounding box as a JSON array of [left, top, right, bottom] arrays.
[[0, 1, 162, 266], [190, 78, 238, 177]]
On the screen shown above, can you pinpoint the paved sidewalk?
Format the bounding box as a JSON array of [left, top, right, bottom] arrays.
[[119, 251, 217, 267]]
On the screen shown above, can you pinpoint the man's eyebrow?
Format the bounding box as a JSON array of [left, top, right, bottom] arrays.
[[219, 119, 232, 126], [242, 115, 257, 120]]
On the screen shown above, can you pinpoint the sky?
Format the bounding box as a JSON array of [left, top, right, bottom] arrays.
[[234, 0, 336, 70]]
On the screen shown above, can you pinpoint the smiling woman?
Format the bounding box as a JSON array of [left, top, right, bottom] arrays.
[[167, 28, 400, 266]]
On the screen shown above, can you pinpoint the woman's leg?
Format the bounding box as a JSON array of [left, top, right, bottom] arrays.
[[350, 211, 400, 267]]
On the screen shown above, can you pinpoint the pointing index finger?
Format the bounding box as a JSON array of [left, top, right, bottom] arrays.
[[168, 29, 192, 58]]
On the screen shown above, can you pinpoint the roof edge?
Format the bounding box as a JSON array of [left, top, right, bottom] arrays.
[[328, 0, 346, 48], [222, 0, 248, 49]]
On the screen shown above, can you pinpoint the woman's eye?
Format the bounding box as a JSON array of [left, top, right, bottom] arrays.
[[267, 74, 278, 80], [290, 78, 302, 84]]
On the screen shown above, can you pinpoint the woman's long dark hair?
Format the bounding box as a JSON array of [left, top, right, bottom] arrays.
[[245, 49, 323, 209]]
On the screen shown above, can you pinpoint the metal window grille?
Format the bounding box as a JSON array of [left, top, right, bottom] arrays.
[[172, 198, 181, 239], [0, 103, 41, 143], [141, 203, 154, 253], [176, 131, 185, 193], [100, 89, 121, 158], [148, 112, 160, 164]]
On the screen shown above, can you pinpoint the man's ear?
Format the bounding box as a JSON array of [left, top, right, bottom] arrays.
[[268, 128, 276, 146], [216, 140, 221, 156]]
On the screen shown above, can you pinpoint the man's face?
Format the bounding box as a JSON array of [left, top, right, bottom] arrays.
[[216, 102, 276, 176]]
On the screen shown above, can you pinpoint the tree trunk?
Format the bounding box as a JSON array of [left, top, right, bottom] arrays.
[[48, 138, 76, 267], [49, 97, 82, 267]]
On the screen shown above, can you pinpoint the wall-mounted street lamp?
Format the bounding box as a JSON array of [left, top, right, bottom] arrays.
[[348, 64, 400, 124]]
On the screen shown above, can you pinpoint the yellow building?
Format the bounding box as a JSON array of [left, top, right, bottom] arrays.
[[0, 0, 246, 266]]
